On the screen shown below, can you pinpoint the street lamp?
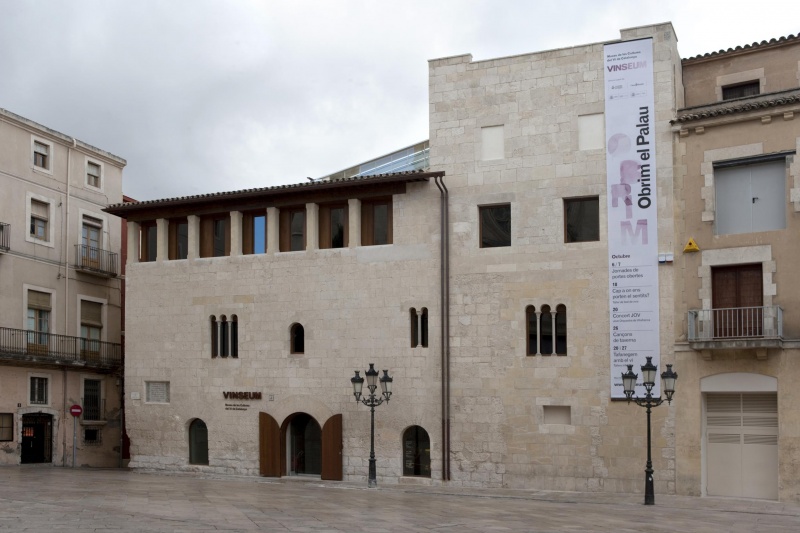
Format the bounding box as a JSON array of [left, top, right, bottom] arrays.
[[351, 363, 393, 488], [621, 357, 677, 506]]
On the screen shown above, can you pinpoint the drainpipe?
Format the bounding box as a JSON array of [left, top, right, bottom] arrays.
[[61, 137, 75, 466], [434, 175, 450, 481]]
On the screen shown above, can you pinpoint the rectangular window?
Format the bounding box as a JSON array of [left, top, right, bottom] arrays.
[[83, 379, 102, 421], [481, 125, 504, 160], [27, 290, 51, 350], [200, 215, 230, 257], [168, 218, 189, 260], [722, 81, 760, 100], [80, 300, 102, 358], [140, 222, 157, 262], [145, 381, 170, 403], [0, 414, 12, 441], [564, 197, 600, 243], [86, 161, 101, 188], [319, 204, 348, 249], [242, 211, 267, 254], [279, 207, 306, 252], [479, 204, 511, 247], [33, 141, 49, 170], [361, 198, 392, 246], [715, 159, 786, 235], [30, 199, 49, 241], [83, 428, 101, 445], [30, 377, 48, 405]]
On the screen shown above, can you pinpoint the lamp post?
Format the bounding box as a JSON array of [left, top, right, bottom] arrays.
[[351, 363, 393, 488], [621, 357, 677, 506]]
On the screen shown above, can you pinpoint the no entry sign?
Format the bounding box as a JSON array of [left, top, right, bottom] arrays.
[[69, 404, 83, 417]]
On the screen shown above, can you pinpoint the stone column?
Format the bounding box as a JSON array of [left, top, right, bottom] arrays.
[[306, 202, 319, 251], [550, 312, 557, 356], [230, 211, 243, 256], [187, 215, 200, 259], [267, 207, 279, 254], [156, 218, 168, 262], [348, 198, 361, 247], [535, 311, 541, 356]]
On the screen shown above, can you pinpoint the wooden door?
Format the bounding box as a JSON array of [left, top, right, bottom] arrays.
[[711, 264, 763, 338], [320, 414, 343, 481], [259, 412, 280, 477]]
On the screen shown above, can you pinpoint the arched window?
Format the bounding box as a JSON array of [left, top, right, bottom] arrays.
[[219, 315, 229, 357], [525, 305, 537, 355], [189, 419, 209, 465], [291, 323, 304, 354], [230, 315, 238, 358], [210, 316, 218, 358], [555, 305, 567, 355], [410, 308, 418, 348], [402, 426, 431, 477], [540, 305, 553, 355], [421, 308, 428, 348]]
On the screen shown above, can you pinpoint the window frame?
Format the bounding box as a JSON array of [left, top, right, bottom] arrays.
[[242, 210, 267, 255], [713, 157, 787, 236], [26, 193, 55, 247], [168, 217, 189, 260], [31, 136, 53, 174], [0, 413, 13, 442], [563, 196, 600, 243], [479, 203, 511, 248], [361, 197, 393, 246], [85, 158, 104, 190], [279, 206, 307, 252], [140, 221, 157, 262], [199, 214, 231, 258], [29, 375, 50, 406], [319, 203, 349, 249], [721, 81, 760, 101]]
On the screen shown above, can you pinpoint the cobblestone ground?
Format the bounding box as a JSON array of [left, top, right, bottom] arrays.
[[0, 467, 799, 532]]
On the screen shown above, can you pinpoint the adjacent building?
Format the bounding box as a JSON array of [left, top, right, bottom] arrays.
[[672, 34, 800, 500], [0, 109, 126, 467]]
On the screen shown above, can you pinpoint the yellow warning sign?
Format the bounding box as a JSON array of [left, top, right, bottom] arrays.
[[684, 238, 700, 253]]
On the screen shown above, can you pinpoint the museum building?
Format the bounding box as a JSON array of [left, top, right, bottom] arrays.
[[109, 23, 800, 501]]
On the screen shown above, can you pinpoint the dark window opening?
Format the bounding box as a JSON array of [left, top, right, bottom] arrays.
[[540, 305, 553, 355], [526, 305, 537, 355], [410, 308, 418, 348], [210, 316, 218, 358], [361, 199, 392, 246], [722, 81, 760, 101], [421, 308, 428, 348], [0, 414, 12, 441], [291, 323, 304, 354], [189, 419, 209, 465], [556, 304, 567, 355], [564, 197, 599, 243], [402, 426, 431, 477], [140, 222, 157, 262], [480, 204, 511, 247], [280, 207, 306, 252], [169, 218, 188, 260], [84, 428, 100, 445]]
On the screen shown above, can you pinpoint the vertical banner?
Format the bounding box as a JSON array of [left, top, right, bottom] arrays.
[[604, 39, 660, 399]]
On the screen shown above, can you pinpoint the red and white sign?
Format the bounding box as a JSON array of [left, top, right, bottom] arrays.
[[69, 404, 83, 417]]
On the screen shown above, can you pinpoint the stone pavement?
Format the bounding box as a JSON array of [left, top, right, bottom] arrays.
[[0, 467, 798, 532]]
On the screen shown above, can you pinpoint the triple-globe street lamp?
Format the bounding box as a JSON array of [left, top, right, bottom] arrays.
[[621, 356, 678, 506], [351, 363, 393, 488]]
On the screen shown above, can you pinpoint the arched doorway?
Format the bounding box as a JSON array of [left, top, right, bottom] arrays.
[[402, 425, 431, 477], [285, 413, 321, 475], [21, 413, 53, 464], [189, 419, 209, 465]]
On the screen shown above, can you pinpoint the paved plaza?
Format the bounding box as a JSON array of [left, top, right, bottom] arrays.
[[0, 467, 798, 532]]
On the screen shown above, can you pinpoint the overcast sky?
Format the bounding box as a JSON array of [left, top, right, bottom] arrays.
[[1, 1, 798, 201]]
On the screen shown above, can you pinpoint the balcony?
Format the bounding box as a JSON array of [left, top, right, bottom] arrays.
[[0, 327, 122, 371], [0, 222, 8, 252], [74, 244, 119, 277], [688, 306, 783, 359]]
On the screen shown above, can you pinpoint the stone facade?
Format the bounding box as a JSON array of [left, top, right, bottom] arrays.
[[0, 108, 126, 467], [114, 25, 800, 502]]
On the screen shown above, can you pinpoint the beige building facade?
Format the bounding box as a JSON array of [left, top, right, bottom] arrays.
[[672, 35, 800, 501], [111, 22, 694, 496], [0, 109, 126, 467]]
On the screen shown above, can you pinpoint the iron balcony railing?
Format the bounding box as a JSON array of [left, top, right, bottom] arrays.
[[74, 244, 119, 277], [688, 306, 783, 341], [0, 327, 122, 369], [0, 222, 8, 252], [81, 397, 106, 421]]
